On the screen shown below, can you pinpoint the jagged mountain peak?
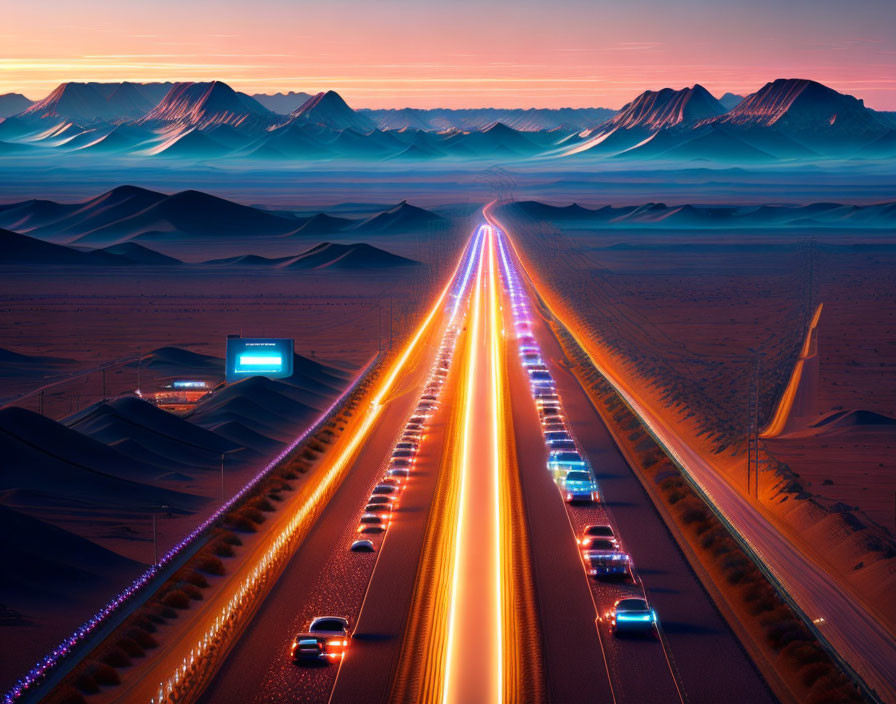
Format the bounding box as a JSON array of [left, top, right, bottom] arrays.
[[607, 84, 726, 130]]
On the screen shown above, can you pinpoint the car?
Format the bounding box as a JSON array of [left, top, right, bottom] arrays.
[[390, 451, 415, 462], [548, 450, 587, 475], [547, 439, 577, 452], [583, 542, 632, 578], [291, 616, 350, 661], [350, 539, 375, 552], [371, 484, 399, 497], [405, 422, 424, 431], [364, 502, 393, 515], [402, 430, 422, 441], [358, 525, 385, 534], [379, 476, 402, 487], [395, 441, 417, 451], [581, 524, 618, 547], [607, 598, 657, 634], [527, 363, 549, 373], [387, 467, 410, 479], [544, 430, 572, 444], [420, 394, 438, 402], [539, 407, 562, 420], [366, 494, 393, 505], [359, 512, 387, 526], [542, 419, 567, 432], [535, 393, 560, 406], [562, 469, 599, 503]]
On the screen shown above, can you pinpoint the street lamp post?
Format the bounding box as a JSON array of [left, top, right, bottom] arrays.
[[220, 447, 246, 502]]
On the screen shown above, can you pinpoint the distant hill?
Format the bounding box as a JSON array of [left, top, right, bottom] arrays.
[[65, 396, 241, 473], [497, 199, 896, 229], [0, 347, 77, 378], [606, 84, 726, 131], [252, 91, 314, 114], [0, 226, 181, 266], [0, 187, 447, 245], [0, 504, 141, 600], [138, 81, 275, 130], [0, 92, 34, 117], [351, 200, 446, 234], [206, 241, 418, 269], [288, 91, 377, 132], [719, 92, 744, 111], [281, 242, 418, 269], [0, 227, 129, 265], [361, 106, 616, 132], [0, 406, 203, 511], [21, 81, 173, 122]]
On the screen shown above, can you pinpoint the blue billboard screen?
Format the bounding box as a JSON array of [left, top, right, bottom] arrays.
[[226, 338, 294, 381]]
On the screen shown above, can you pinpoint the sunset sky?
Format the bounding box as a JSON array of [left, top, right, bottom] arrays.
[[3, 0, 895, 109]]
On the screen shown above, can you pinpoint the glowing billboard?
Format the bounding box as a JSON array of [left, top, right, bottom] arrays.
[[226, 338, 294, 381]]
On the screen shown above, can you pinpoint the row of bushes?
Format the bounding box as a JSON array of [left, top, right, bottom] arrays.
[[556, 326, 864, 704]]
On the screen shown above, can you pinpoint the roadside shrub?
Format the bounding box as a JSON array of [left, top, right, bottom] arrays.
[[162, 590, 191, 610], [268, 491, 284, 502], [782, 642, 826, 669], [278, 468, 299, 480], [181, 583, 203, 601], [219, 531, 243, 546], [213, 541, 235, 557], [239, 506, 265, 524], [160, 606, 178, 619], [767, 620, 808, 650], [228, 514, 257, 533], [74, 672, 99, 694], [197, 554, 226, 576], [115, 637, 145, 658], [251, 497, 276, 513], [100, 646, 131, 668], [308, 440, 325, 453], [681, 505, 709, 525], [185, 571, 209, 588], [126, 628, 158, 650], [88, 662, 120, 686], [50, 686, 89, 704], [800, 662, 833, 688], [134, 614, 157, 632], [807, 676, 861, 704], [301, 448, 318, 461]]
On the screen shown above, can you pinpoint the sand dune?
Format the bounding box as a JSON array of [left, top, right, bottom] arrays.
[[0, 406, 204, 511], [65, 396, 241, 472]]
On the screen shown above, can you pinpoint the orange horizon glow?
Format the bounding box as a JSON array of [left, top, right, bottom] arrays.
[[2, 1, 895, 110]]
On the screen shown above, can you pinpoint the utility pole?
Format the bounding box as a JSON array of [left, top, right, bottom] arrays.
[[152, 514, 158, 567], [746, 351, 762, 499]]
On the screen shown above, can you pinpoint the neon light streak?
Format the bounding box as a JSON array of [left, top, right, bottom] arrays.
[[441, 231, 490, 704], [487, 226, 505, 704]]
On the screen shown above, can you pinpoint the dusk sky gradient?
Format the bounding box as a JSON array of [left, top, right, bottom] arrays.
[[3, 0, 895, 109]]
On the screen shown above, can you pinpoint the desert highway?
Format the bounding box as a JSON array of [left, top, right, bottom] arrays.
[[181, 218, 776, 704]]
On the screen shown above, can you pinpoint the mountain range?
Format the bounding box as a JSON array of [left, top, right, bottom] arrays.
[[1, 78, 893, 163], [0, 185, 446, 246], [496, 199, 896, 229]]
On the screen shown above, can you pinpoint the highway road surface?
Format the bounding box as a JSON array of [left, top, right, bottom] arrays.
[[190, 219, 777, 703]]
